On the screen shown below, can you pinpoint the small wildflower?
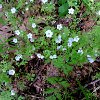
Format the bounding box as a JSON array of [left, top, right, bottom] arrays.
[[25, 2, 28, 5], [0, 4, 2, 9], [32, 46, 35, 50], [87, 55, 94, 63], [68, 8, 74, 14], [32, 23, 36, 28], [15, 54, 22, 61], [74, 36, 80, 42], [68, 38, 74, 43], [12, 38, 17, 43], [45, 30, 53, 38], [96, 10, 100, 16], [55, 35, 62, 43], [37, 53, 44, 59], [41, 0, 48, 4], [30, 0, 33, 2], [25, 7, 29, 11], [8, 69, 15, 75], [11, 7, 16, 14], [50, 54, 57, 59], [57, 45, 62, 50], [57, 24, 63, 30], [77, 48, 83, 54], [68, 42, 72, 47], [11, 90, 15, 96], [30, 38, 34, 42], [14, 30, 20, 35], [27, 33, 32, 39], [62, 48, 66, 51]]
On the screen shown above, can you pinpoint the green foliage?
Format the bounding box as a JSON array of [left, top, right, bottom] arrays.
[[77, 80, 97, 100], [58, 2, 69, 17], [94, 73, 100, 79], [0, 91, 13, 100], [41, 3, 55, 14], [0, 0, 100, 99]]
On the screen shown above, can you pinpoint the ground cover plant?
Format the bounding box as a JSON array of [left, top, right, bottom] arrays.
[[0, 0, 100, 100]]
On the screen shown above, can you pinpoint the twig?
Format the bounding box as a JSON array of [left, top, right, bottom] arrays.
[[92, 86, 100, 93]]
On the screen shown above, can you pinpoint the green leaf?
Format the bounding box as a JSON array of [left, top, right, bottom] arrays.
[[46, 95, 56, 100], [52, 56, 64, 68], [45, 88, 55, 94], [55, 92, 62, 100], [47, 77, 58, 84], [58, 2, 69, 17], [58, 0, 67, 5], [59, 81, 70, 88]]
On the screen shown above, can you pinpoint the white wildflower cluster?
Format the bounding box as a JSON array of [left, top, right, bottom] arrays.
[[57, 24, 63, 30], [11, 7, 16, 14], [41, 0, 48, 4], [8, 69, 15, 75], [67, 36, 80, 47], [45, 30, 53, 38], [68, 8, 74, 14], [50, 54, 57, 59], [15, 54, 22, 61], [55, 35, 62, 44], [37, 53, 44, 59], [87, 55, 94, 63]]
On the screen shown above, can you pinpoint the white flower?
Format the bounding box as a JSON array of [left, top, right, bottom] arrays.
[[27, 33, 32, 39], [15, 30, 20, 35], [25, 7, 29, 11], [32, 23, 36, 28], [30, 38, 34, 42], [50, 54, 57, 59], [55, 35, 62, 43], [53, 55, 57, 59], [57, 24, 63, 30], [15, 54, 22, 61], [74, 36, 80, 42], [96, 10, 100, 16], [0, 4, 2, 9], [30, 0, 33, 2], [11, 90, 15, 96], [8, 69, 15, 75], [68, 38, 74, 43], [57, 45, 62, 50], [45, 30, 53, 38], [25, 2, 28, 4], [87, 55, 94, 63], [68, 42, 72, 47], [32, 46, 35, 50], [68, 8, 74, 14], [41, 0, 48, 4], [62, 48, 66, 51], [37, 53, 44, 59], [77, 48, 83, 54], [11, 7, 16, 14], [13, 38, 17, 43], [89, 0, 94, 3]]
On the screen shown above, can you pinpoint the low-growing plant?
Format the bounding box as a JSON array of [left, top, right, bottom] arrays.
[[0, 0, 100, 99]]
